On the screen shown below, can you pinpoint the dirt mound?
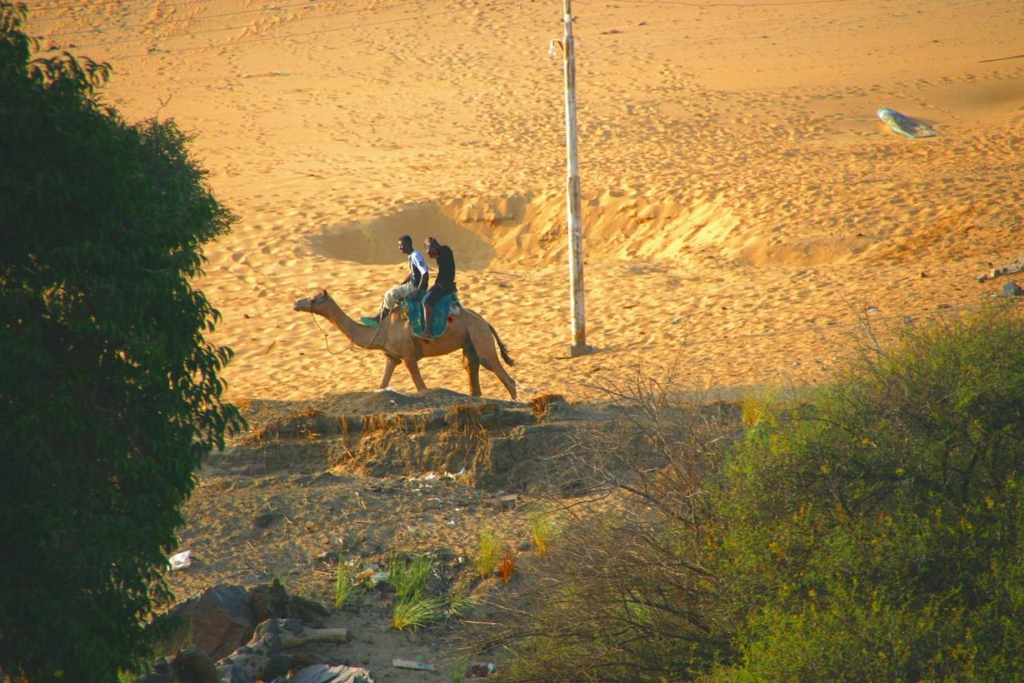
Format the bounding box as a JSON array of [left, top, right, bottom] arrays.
[[219, 389, 625, 491], [163, 389, 743, 681]]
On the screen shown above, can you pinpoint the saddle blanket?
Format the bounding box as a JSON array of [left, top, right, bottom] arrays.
[[405, 292, 459, 338]]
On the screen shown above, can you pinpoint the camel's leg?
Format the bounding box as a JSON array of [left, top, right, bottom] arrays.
[[462, 350, 482, 397], [403, 358, 428, 392], [467, 325, 517, 400], [480, 356, 516, 401], [380, 356, 399, 390]]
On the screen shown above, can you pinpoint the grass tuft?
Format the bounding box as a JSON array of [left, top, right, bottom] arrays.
[[389, 553, 433, 602], [388, 553, 445, 631], [392, 595, 445, 631], [334, 561, 360, 609], [475, 530, 501, 578], [528, 511, 554, 556]]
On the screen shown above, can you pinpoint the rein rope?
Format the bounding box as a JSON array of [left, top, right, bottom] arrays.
[[308, 310, 384, 355], [310, 313, 344, 355]]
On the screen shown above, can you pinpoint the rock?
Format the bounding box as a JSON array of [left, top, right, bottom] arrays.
[[250, 578, 331, 624], [1001, 281, 1023, 298], [134, 658, 172, 683], [160, 585, 256, 662], [169, 646, 219, 683]]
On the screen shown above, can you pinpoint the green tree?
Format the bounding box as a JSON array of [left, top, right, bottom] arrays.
[[713, 305, 1024, 680], [0, 3, 244, 680]]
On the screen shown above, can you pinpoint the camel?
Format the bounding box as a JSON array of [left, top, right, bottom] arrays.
[[294, 288, 517, 400]]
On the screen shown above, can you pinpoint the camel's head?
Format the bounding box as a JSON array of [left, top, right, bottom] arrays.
[[294, 288, 332, 313]]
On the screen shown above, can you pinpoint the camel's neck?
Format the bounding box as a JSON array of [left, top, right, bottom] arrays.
[[316, 299, 385, 350]]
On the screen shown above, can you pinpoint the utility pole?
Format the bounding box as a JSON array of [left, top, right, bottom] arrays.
[[561, 0, 590, 357]]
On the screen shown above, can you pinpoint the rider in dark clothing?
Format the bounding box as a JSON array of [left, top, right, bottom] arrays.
[[422, 236, 456, 337]]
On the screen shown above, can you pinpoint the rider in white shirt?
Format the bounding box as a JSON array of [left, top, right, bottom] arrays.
[[368, 234, 429, 325]]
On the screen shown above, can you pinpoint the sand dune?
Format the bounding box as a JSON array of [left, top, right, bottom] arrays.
[[27, 0, 1024, 403]]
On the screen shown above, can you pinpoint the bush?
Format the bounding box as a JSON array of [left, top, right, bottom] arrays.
[[0, 4, 243, 680], [477, 310, 1024, 680], [713, 304, 1024, 680], [478, 369, 739, 682]]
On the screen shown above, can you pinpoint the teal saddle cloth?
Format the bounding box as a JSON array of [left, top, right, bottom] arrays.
[[405, 292, 457, 338], [362, 292, 457, 338]]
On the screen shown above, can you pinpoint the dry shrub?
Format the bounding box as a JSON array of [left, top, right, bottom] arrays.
[[457, 365, 745, 682], [497, 549, 516, 584]]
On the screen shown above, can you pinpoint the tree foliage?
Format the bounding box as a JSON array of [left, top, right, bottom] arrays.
[[481, 307, 1024, 681], [713, 304, 1024, 680], [0, 3, 243, 680]]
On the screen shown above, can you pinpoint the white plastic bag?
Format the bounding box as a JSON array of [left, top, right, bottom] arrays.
[[168, 549, 192, 571]]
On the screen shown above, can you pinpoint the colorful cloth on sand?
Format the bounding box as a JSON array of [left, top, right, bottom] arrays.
[[877, 107, 938, 139]]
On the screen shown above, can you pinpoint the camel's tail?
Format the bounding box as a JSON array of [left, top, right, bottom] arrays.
[[489, 323, 515, 367], [463, 308, 515, 366]]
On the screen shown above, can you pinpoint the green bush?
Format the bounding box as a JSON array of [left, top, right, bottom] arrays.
[[713, 304, 1024, 680], [0, 3, 243, 680], [480, 310, 1024, 680]]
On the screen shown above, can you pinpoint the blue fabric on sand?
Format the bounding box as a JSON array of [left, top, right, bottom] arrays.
[[877, 108, 937, 139]]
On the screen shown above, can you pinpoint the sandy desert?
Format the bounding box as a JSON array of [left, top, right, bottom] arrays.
[[24, 0, 1024, 406]]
